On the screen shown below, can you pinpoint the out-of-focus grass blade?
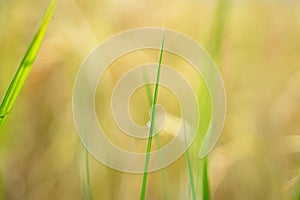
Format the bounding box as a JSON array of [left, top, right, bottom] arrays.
[[199, 1, 231, 199], [183, 123, 196, 200], [140, 31, 165, 200], [207, 0, 231, 63], [202, 157, 210, 200], [142, 71, 153, 106], [0, 0, 56, 131], [79, 148, 94, 200]]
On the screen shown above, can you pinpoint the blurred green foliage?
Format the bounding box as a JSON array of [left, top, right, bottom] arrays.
[[0, 0, 299, 199]]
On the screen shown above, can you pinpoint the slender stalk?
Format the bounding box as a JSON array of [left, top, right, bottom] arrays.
[[80, 147, 94, 200], [142, 70, 168, 200], [207, 0, 231, 63], [199, 1, 231, 199], [202, 157, 210, 200], [140, 31, 165, 200], [184, 123, 196, 200]]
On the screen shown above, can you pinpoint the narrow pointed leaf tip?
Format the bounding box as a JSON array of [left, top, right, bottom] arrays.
[[0, 0, 56, 131]]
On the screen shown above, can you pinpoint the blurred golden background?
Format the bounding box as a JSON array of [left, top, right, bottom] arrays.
[[0, 0, 300, 199]]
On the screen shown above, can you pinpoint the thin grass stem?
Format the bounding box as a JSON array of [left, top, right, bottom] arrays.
[[79, 147, 94, 200], [184, 123, 196, 200], [140, 31, 165, 200], [199, 1, 231, 199], [142, 70, 168, 200]]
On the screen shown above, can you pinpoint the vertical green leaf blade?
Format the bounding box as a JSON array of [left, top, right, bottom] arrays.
[[140, 31, 165, 200], [207, 0, 231, 62], [200, 1, 231, 199], [202, 157, 210, 200], [79, 147, 94, 200], [143, 70, 168, 199], [0, 0, 56, 131], [184, 122, 196, 200]]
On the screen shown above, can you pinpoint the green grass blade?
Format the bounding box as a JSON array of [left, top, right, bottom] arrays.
[[199, 1, 231, 199], [142, 70, 153, 106], [142, 70, 168, 200], [202, 157, 210, 200], [0, 0, 56, 131], [207, 0, 231, 62], [140, 31, 165, 200], [79, 147, 94, 200], [184, 123, 196, 200]]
